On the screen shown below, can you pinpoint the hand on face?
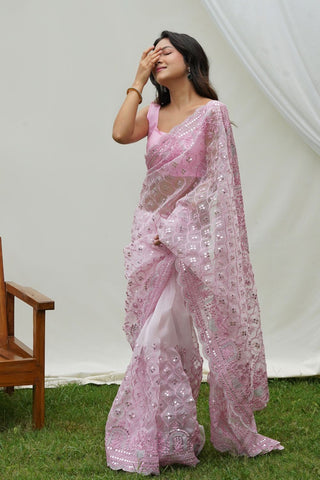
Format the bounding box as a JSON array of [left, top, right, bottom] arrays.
[[134, 46, 162, 89]]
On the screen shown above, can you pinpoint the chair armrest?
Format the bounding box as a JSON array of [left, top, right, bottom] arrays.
[[5, 281, 55, 311]]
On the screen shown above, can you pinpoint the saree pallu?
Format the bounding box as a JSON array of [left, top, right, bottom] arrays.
[[105, 101, 283, 475]]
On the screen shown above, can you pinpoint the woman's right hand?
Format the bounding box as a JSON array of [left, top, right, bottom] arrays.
[[112, 46, 162, 144], [133, 46, 162, 90]]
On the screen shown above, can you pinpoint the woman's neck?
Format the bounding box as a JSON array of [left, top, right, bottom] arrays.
[[165, 79, 201, 111]]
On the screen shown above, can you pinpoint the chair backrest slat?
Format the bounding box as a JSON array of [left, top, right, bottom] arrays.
[[0, 238, 8, 346]]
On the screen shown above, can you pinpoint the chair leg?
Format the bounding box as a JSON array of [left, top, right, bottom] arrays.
[[33, 381, 45, 429], [33, 309, 45, 429], [5, 386, 14, 395]]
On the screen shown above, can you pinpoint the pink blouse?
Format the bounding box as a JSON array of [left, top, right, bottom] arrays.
[[146, 103, 164, 152]]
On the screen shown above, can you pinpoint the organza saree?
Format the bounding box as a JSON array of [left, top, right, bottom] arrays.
[[105, 101, 283, 475]]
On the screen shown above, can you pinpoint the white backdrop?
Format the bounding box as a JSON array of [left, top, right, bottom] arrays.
[[0, 0, 319, 384]]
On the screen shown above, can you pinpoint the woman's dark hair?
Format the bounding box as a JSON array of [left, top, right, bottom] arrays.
[[150, 30, 218, 106]]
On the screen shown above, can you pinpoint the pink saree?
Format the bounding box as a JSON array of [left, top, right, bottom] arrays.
[[105, 100, 283, 475]]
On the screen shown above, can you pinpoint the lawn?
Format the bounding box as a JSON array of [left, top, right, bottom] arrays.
[[0, 378, 319, 479]]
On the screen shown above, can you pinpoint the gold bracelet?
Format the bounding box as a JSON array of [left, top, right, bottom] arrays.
[[126, 87, 142, 104]]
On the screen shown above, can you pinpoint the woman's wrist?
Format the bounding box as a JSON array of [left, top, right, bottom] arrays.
[[131, 80, 144, 93], [126, 87, 142, 104]]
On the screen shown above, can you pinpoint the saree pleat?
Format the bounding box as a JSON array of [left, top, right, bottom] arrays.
[[105, 101, 283, 475], [106, 265, 205, 475]]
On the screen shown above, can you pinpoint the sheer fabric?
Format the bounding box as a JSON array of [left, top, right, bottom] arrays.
[[203, 0, 320, 155], [105, 101, 283, 475]]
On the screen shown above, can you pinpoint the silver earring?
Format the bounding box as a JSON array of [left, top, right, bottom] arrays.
[[187, 67, 192, 80]]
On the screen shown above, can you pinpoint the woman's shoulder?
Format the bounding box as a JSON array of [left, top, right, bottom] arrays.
[[205, 99, 227, 111], [204, 100, 230, 121], [146, 102, 160, 123], [147, 102, 161, 111]]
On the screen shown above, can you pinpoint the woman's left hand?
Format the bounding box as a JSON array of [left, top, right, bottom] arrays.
[[153, 235, 162, 246]]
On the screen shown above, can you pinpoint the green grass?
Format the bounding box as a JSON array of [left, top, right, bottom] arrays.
[[0, 378, 319, 479]]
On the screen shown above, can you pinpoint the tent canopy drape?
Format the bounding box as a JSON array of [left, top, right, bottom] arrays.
[[203, 0, 320, 155]]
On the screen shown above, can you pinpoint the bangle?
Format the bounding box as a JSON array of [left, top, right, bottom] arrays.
[[126, 87, 142, 104]]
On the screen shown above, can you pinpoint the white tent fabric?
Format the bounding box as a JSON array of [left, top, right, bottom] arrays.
[[0, 0, 319, 385], [203, 0, 320, 155]]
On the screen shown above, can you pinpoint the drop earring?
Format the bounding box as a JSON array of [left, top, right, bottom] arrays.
[[187, 67, 192, 80]]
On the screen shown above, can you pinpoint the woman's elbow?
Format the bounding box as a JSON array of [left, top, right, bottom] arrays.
[[112, 129, 130, 144]]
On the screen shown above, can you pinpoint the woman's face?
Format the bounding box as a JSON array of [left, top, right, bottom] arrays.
[[152, 38, 187, 86]]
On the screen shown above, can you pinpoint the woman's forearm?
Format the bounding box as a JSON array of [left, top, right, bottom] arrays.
[[112, 82, 144, 144]]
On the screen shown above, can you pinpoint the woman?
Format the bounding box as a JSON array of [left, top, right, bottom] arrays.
[[105, 30, 283, 475]]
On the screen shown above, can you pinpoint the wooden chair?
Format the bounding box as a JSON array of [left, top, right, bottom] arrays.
[[0, 237, 54, 428]]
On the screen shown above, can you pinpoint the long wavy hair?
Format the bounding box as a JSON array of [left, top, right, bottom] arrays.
[[150, 30, 219, 106]]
